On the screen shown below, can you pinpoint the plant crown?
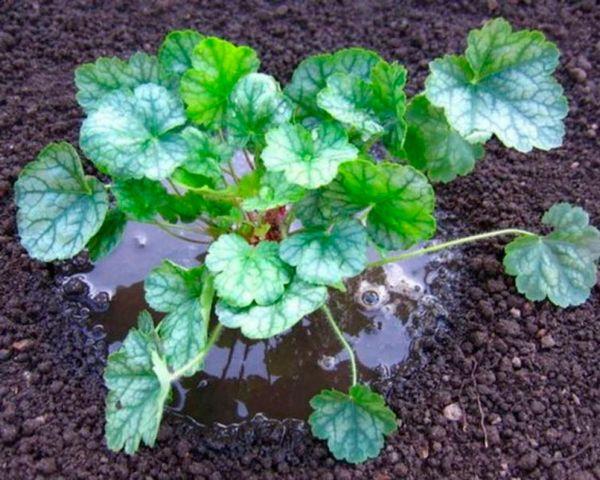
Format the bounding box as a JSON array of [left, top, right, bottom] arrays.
[[14, 19, 600, 464]]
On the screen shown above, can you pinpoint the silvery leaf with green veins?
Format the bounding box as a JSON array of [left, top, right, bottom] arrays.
[[295, 179, 361, 228], [145, 261, 212, 374], [279, 219, 368, 285], [309, 384, 398, 464], [242, 171, 305, 212], [403, 95, 484, 182], [75, 52, 170, 111], [104, 316, 171, 454], [206, 233, 292, 308], [262, 122, 358, 189], [144, 260, 205, 313], [181, 37, 259, 127], [425, 18, 568, 152], [504, 203, 600, 307], [15, 142, 108, 261], [285, 47, 382, 120], [226, 73, 292, 148], [80, 84, 189, 180], [158, 29, 204, 78], [317, 73, 384, 141], [215, 276, 327, 339], [86, 208, 127, 262]]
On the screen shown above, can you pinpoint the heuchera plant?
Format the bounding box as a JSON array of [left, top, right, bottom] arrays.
[[14, 19, 600, 463]]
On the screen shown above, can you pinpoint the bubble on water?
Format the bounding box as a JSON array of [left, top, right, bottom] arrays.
[[197, 379, 209, 388], [361, 290, 380, 306], [134, 234, 147, 248], [318, 355, 337, 371]]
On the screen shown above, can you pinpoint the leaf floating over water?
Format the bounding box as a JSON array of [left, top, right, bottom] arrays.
[[206, 233, 292, 308], [309, 384, 398, 464], [15, 142, 108, 261], [504, 203, 600, 307], [279, 219, 368, 285], [215, 276, 327, 339]]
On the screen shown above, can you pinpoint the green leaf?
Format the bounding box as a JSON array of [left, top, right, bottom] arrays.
[[158, 29, 203, 77], [156, 298, 206, 374], [180, 126, 230, 182], [206, 233, 291, 307], [181, 37, 259, 127], [15, 142, 108, 261], [370, 61, 408, 156], [104, 327, 171, 454], [262, 122, 358, 189], [280, 220, 367, 285], [144, 260, 205, 312], [215, 276, 327, 339], [285, 48, 382, 120], [87, 208, 127, 262], [112, 178, 169, 222], [75, 53, 168, 111], [299, 160, 435, 249], [80, 84, 189, 180], [425, 18, 568, 152], [317, 73, 383, 140], [226, 73, 292, 148], [242, 171, 305, 212], [309, 384, 398, 464], [504, 203, 600, 307], [403, 95, 484, 182]]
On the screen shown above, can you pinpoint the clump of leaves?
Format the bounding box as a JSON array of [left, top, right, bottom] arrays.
[[14, 20, 599, 464]]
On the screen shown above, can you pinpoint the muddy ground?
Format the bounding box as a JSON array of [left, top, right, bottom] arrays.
[[1, 0, 599, 478]]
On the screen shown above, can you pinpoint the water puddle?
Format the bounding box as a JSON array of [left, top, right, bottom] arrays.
[[69, 222, 447, 425]]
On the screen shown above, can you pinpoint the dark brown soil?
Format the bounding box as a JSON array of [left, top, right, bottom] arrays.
[[1, 0, 599, 478]]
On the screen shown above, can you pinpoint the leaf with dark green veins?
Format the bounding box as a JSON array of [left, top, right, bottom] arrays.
[[504, 203, 600, 307], [403, 95, 484, 182], [226, 73, 292, 148], [80, 84, 189, 180], [297, 159, 436, 248], [425, 18, 567, 152], [181, 37, 259, 127], [104, 326, 171, 454], [144, 260, 205, 312], [309, 384, 398, 464], [262, 122, 358, 189], [158, 30, 204, 77], [206, 233, 291, 307], [242, 171, 305, 212], [15, 142, 108, 261], [87, 208, 127, 262], [370, 61, 408, 156], [75, 53, 169, 111], [317, 73, 383, 140], [215, 277, 327, 339], [280, 220, 367, 285], [285, 48, 382, 120], [112, 178, 170, 222]]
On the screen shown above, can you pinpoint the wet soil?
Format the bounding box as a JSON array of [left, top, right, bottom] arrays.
[[1, 1, 600, 479]]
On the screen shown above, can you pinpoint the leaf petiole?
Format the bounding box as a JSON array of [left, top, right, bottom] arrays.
[[321, 304, 357, 386], [154, 222, 212, 244], [368, 228, 536, 268]]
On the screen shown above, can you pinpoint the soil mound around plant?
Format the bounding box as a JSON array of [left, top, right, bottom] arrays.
[[0, 1, 599, 478]]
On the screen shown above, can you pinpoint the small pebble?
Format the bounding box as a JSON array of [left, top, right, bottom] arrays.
[[512, 356, 522, 369], [541, 334, 556, 349], [568, 67, 587, 84], [443, 403, 463, 422]]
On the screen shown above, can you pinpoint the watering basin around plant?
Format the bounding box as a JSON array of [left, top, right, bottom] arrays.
[[70, 221, 447, 425]]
